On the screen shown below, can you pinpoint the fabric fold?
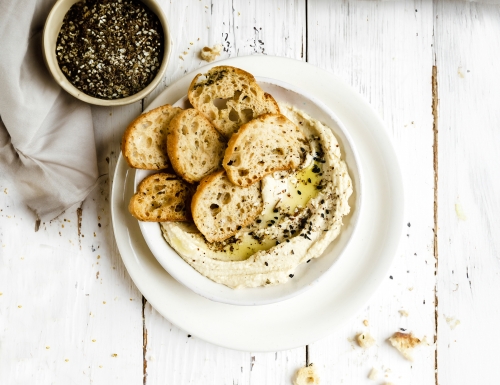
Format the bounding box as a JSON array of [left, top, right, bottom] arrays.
[[0, 0, 98, 221]]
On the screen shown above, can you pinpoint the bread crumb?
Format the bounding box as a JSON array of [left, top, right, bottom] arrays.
[[455, 202, 467, 220], [363, 319, 369, 326], [421, 335, 432, 346], [388, 332, 421, 361], [445, 316, 461, 330], [293, 364, 320, 385], [399, 309, 409, 317], [356, 332, 375, 348], [368, 367, 378, 380], [200, 44, 222, 62]]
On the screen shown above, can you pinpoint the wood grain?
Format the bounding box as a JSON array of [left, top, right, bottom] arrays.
[[306, 1, 437, 383], [145, 0, 306, 106], [434, 1, 500, 383], [143, 1, 307, 384], [0, 126, 143, 385], [2, 1, 500, 384]]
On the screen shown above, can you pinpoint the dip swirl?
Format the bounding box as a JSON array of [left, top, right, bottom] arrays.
[[161, 103, 353, 289]]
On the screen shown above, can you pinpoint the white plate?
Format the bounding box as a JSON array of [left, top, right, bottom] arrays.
[[111, 56, 404, 352], [135, 77, 363, 306]]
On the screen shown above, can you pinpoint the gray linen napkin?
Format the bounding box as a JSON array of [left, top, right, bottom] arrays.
[[0, 0, 98, 221]]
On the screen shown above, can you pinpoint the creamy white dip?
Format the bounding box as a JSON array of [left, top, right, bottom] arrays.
[[161, 103, 353, 289]]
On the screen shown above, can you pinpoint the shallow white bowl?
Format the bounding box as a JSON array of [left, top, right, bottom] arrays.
[[135, 77, 363, 306], [42, 0, 171, 106]]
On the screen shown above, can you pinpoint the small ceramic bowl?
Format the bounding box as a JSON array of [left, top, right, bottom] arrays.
[[42, 0, 171, 106], [134, 77, 364, 306]]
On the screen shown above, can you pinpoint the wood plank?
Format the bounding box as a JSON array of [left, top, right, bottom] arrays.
[[11, 1, 500, 383], [144, 303, 304, 385], [143, 304, 248, 384], [145, 0, 306, 106], [0, 102, 144, 384], [306, 1, 437, 383], [142, 1, 307, 384], [433, 2, 500, 383]]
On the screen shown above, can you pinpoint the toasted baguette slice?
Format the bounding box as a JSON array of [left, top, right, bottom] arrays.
[[223, 113, 310, 187], [191, 170, 263, 242], [129, 173, 194, 222], [188, 66, 279, 138], [167, 109, 226, 183], [122, 104, 182, 170]]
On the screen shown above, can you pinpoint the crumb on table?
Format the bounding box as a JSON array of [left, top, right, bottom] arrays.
[[356, 332, 375, 348], [200, 44, 222, 62], [388, 331, 421, 361], [368, 367, 378, 380], [293, 363, 320, 385]]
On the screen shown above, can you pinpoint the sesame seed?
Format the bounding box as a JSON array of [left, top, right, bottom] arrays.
[[56, 0, 163, 99]]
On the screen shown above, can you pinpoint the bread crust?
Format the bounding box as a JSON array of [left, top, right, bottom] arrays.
[[191, 170, 263, 242], [187, 66, 257, 98], [167, 109, 226, 183], [223, 113, 310, 187], [128, 173, 194, 222], [264, 92, 280, 112], [187, 66, 280, 138], [122, 104, 182, 170]]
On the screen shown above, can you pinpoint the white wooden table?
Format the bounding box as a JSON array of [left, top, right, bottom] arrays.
[[2, 1, 500, 384]]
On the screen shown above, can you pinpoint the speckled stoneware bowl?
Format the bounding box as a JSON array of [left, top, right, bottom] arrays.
[[42, 0, 171, 106]]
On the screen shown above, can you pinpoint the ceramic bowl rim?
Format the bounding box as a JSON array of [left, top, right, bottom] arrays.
[[42, 0, 171, 106]]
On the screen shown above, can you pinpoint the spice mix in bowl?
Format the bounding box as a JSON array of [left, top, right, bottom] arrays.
[[43, 0, 171, 106]]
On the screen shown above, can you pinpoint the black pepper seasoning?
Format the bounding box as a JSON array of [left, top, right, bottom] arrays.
[[56, 0, 164, 99]]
